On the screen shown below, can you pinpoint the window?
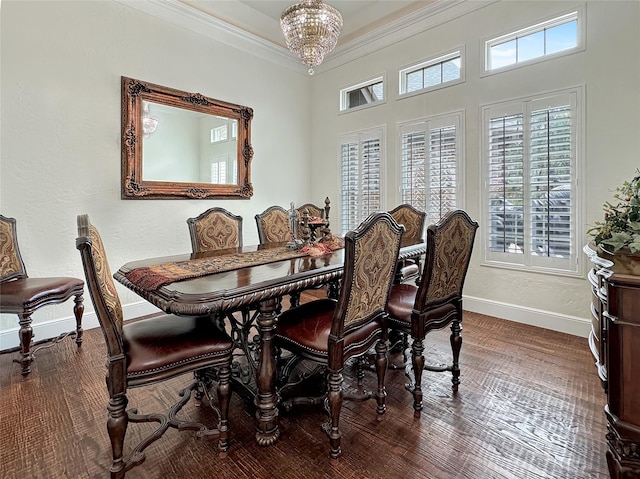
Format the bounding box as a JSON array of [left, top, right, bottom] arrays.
[[339, 128, 384, 233], [485, 10, 580, 73], [211, 125, 228, 143], [399, 112, 463, 225], [400, 49, 463, 96], [482, 88, 582, 274], [211, 160, 227, 183], [340, 77, 384, 112]]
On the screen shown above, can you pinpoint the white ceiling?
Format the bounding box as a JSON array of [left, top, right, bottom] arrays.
[[119, 0, 486, 73], [179, 0, 440, 49]]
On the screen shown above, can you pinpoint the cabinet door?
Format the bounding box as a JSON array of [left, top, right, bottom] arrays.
[[606, 278, 640, 429]]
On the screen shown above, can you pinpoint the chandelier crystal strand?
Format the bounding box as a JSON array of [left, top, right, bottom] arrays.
[[280, 0, 343, 75]]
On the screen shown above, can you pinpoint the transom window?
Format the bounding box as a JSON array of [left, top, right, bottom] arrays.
[[340, 77, 384, 112], [339, 128, 385, 232], [399, 112, 463, 225], [399, 49, 463, 96], [485, 11, 580, 73], [482, 87, 583, 274], [210, 125, 228, 143]]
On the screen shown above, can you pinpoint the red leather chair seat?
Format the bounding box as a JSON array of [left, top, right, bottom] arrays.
[[124, 315, 233, 382], [386, 283, 417, 324], [387, 283, 459, 329], [276, 298, 383, 356], [0, 277, 84, 312]]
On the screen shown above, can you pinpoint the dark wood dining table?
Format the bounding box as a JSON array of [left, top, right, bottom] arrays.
[[114, 239, 426, 446]]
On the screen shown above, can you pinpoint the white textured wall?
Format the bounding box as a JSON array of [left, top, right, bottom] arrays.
[[0, 0, 311, 347], [308, 1, 640, 335], [2, 0, 639, 349]]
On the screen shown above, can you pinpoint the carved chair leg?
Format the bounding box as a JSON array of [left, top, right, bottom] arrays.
[[289, 292, 300, 308], [374, 339, 388, 419], [450, 319, 462, 393], [16, 313, 33, 376], [327, 280, 340, 300], [355, 356, 365, 392], [410, 337, 425, 418], [216, 364, 232, 456], [325, 370, 343, 463], [107, 394, 129, 479], [73, 293, 84, 347]]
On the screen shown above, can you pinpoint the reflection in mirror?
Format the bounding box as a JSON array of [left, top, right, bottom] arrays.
[[121, 77, 253, 199], [142, 102, 238, 185]]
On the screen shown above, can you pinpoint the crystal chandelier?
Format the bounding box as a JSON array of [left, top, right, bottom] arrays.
[[280, 0, 343, 75], [142, 102, 158, 139]]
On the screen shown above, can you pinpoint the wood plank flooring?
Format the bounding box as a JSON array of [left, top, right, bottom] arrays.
[[0, 295, 609, 478]]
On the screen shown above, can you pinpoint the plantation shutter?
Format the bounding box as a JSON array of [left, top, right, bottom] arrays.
[[487, 111, 525, 254], [528, 101, 573, 259], [340, 129, 384, 233], [400, 126, 426, 210], [428, 124, 457, 224], [483, 88, 580, 273], [400, 113, 461, 225]]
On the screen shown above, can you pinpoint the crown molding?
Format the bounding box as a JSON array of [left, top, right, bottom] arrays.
[[315, 0, 499, 74], [114, 0, 305, 72], [115, 0, 498, 77]]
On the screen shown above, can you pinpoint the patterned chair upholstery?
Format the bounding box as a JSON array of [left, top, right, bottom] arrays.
[[386, 210, 478, 417], [255, 206, 295, 244], [187, 207, 243, 253], [274, 212, 404, 463], [76, 214, 234, 479], [296, 203, 324, 220], [388, 204, 426, 284], [0, 214, 84, 375]]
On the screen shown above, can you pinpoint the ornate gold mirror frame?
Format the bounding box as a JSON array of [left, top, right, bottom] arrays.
[[121, 76, 254, 199]]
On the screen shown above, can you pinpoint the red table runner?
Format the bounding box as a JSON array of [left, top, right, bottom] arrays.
[[124, 246, 309, 291]]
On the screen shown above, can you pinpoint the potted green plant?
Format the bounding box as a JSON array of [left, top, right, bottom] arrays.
[[589, 170, 640, 255]]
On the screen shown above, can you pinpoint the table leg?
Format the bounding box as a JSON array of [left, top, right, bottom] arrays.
[[254, 298, 280, 446]]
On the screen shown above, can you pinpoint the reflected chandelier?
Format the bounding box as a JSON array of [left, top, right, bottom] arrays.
[[280, 0, 343, 75]]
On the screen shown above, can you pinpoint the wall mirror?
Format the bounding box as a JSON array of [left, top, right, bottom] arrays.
[[121, 76, 254, 199]]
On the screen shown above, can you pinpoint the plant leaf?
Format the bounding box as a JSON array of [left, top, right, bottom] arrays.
[[601, 231, 632, 251]]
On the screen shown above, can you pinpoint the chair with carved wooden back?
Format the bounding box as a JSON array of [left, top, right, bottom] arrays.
[[255, 205, 304, 310], [275, 212, 404, 463], [187, 207, 243, 253], [76, 214, 233, 479], [388, 204, 426, 284], [386, 209, 478, 418], [255, 205, 295, 244], [295, 199, 331, 242], [296, 203, 324, 221], [0, 214, 84, 376]]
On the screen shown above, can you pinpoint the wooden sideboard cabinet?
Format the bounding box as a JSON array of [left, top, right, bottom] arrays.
[[584, 244, 640, 478]]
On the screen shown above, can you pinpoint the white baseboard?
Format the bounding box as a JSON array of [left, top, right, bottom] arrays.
[[0, 296, 590, 352], [463, 295, 591, 338], [0, 301, 162, 351]]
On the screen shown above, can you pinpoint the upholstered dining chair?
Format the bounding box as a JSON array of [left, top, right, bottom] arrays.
[[187, 207, 243, 253], [296, 203, 325, 220], [255, 205, 295, 244], [274, 212, 404, 463], [386, 209, 478, 418], [0, 214, 84, 376], [388, 204, 427, 284], [76, 214, 233, 479]]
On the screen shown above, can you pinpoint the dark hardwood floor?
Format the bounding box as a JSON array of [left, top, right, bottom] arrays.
[[0, 291, 609, 478]]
